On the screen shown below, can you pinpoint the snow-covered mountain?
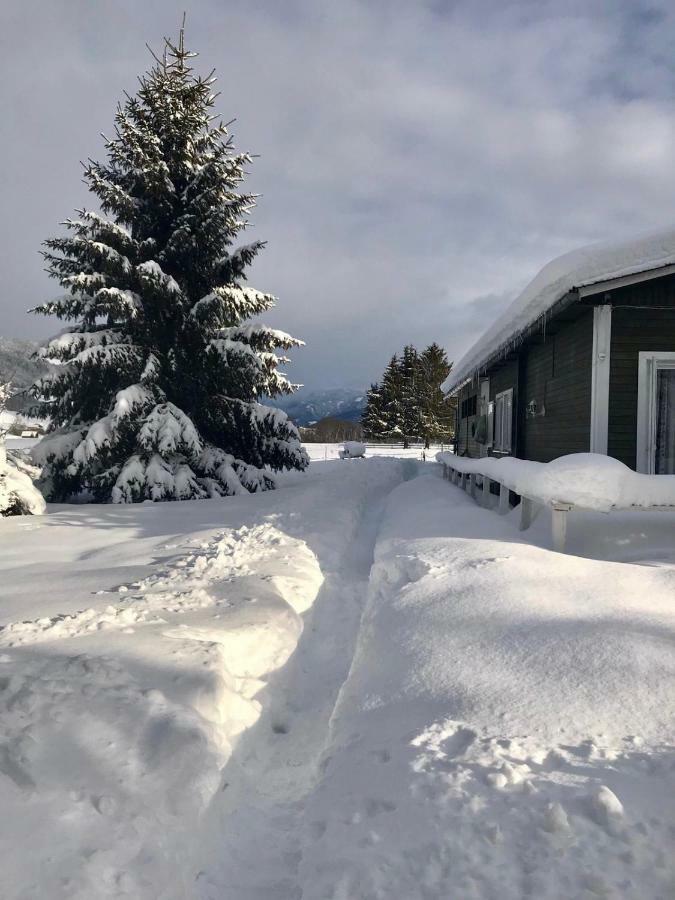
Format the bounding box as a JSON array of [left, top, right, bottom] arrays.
[[0, 337, 50, 411], [269, 388, 366, 425]]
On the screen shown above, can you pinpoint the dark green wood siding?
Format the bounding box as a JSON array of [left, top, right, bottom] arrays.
[[607, 275, 675, 468], [455, 381, 481, 457], [521, 309, 594, 462]]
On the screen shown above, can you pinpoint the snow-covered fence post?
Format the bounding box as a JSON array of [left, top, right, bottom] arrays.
[[469, 473, 477, 498], [498, 482, 510, 515], [551, 503, 572, 553]]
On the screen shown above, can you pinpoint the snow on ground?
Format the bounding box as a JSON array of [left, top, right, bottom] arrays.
[[303, 442, 445, 462], [300, 471, 675, 900], [0, 458, 408, 899], [1, 454, 675, 898]]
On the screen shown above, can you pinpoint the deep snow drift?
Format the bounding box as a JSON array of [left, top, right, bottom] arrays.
[[1, 456, 675, 899]]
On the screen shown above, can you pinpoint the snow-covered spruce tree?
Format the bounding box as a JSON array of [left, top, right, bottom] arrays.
[[31, 32, 308, 503], [361, 383, 383, 441], [399, 344, 421, 449], [417, 343, 455, 447], [0, 381, 46, 516], [378, 355, 405, 441]]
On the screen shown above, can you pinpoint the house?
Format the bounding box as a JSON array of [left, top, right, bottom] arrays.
[[444, 227, 675, 474]]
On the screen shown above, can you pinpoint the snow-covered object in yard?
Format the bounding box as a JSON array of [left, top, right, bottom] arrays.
[[444, 224, 675, 393], [437, 450, 675, 511], [339, 440, 366, 459]]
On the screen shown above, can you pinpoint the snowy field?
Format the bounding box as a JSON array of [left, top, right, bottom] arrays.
[[303, 442, 448, 462], [1, 454, 675, 898]]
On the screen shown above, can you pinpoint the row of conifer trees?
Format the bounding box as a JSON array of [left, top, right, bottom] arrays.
[[361, 344, 456, 448]]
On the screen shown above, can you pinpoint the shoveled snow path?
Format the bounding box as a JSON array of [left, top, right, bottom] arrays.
[[195, 459, 419, 898]]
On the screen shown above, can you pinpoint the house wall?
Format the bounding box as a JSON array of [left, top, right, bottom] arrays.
[[488, 359, 519, 456], [607, 275, 675, 468], [455, 381, 481, 457], [520, 309, 594, 462]]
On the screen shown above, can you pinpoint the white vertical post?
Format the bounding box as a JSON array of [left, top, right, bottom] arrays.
[[519, 497, 535, 530], [551, 504, 572, 553], [590, 304, 612, 454], [482, 476, 491, 507], [469, 474, 476, 498], [498, 482, 510, 514]]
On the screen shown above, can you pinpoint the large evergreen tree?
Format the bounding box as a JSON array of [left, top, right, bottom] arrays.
[[417, 343, 455, 448], [361, 383, 384, 441], [399, 344, 421, 448], [361, 343, 455, 445], [31, 30, 308, 502], [378, 355, 405, 440]]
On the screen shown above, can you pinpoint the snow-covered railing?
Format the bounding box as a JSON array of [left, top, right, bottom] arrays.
[[436, 451, 675, 553]]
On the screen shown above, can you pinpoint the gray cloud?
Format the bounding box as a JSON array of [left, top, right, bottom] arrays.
[[3, 0, 675, 388]]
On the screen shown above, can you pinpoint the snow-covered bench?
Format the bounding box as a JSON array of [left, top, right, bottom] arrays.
[[436, 452, 675, 553]]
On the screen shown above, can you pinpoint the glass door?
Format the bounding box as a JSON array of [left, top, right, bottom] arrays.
[[637, 352, 675, 474], [655, 367, 675, 474]]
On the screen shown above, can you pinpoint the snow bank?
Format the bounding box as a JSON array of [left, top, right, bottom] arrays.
[[300, 471, 675, 899], [437, 450, 675, 511], [444, 224, 675, 392]]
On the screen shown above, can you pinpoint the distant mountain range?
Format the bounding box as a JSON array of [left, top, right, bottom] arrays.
[[269, 388, 366, 426], [0, 337, 50, 411], [0, 337, 365, 426]]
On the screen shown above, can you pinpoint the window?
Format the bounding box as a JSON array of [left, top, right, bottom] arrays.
[[494, 388, 513, 453], [460, 394, 477, 418]]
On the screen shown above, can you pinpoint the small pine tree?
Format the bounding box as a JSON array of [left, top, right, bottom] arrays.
[[31, 29, 308, 503]]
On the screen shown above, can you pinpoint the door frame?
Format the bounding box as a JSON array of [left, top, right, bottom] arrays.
[[636, 350, 675, 473]]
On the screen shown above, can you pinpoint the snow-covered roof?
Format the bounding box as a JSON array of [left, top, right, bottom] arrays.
[[444, 224, 675, 394]]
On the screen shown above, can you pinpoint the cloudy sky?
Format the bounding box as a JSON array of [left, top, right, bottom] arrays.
[[4, 0, 675, 389]]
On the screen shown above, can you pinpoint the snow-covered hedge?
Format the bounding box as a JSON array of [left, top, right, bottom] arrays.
[[436, 451, 675, 512]]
